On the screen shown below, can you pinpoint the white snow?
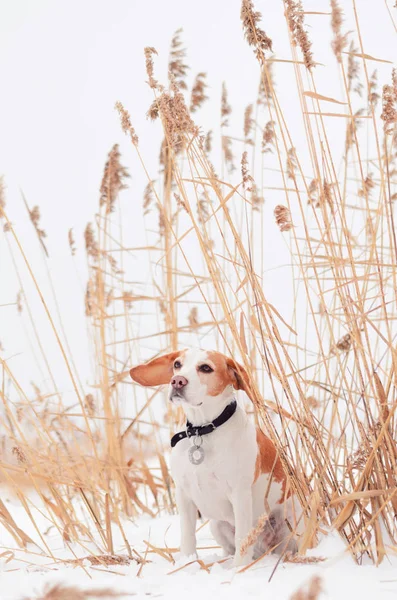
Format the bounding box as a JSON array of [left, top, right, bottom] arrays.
[[1, 492, 397, 600]]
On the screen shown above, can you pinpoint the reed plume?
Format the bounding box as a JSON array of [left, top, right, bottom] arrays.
[[284, 0, 314, 70], [241, 0, 273, 62], [274, 205, 293, 231], [190, 72, 208, 112], [168, 28, 188, 90], [144, 46, 159, 89], [330, 0, 348, 62], [99, 144, 129, 214], [68, 228, 76, 255], [115, 101, 139, 145]]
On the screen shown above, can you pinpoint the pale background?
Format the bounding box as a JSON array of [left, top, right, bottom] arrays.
[[0, 0, 395, 400]]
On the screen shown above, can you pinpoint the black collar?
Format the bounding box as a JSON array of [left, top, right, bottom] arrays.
[[170, 400, 237, 448]]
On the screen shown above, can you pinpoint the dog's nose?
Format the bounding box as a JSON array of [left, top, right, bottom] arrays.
[[171, 375, 188, 389]]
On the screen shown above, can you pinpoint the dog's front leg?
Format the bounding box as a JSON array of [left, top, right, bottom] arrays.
[[175, 486, 197, 558], [231, 488, 253, 567]]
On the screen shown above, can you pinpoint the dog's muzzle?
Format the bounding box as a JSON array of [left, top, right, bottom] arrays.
[[169, 390, 184, 402]]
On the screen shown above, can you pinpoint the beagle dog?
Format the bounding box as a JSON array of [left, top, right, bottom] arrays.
[[130, 348, 298, 567]]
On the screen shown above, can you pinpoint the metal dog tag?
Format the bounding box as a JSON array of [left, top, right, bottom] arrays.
[[188, 436, 204, 465]]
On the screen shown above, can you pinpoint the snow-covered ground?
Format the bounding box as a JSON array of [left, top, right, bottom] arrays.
[[2, 491, 397, 600]]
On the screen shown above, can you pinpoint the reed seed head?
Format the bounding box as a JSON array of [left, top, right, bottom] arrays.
[[262, 120, 275, 153], [286, 146, 298, 180], [84, 223, 99, 260], [174, 192, 188, 213], [148, 83, 199, 150], [16, 290, 23, 314], [330, 0, 348, 62], [222, 135, 235, 170], [190, 72, 208, 113], [241, 0, 273, 63], [358, 174, 375, 198], [241, 151, 254, 191], [274, 205, 293, 231], [0, 175, 5, 217], [115, 101, 139, 146], [331, 332, 352, 354], [85, 280, 94, 316], [85, 394, 95, 417], [168, 28, 188, 90], [368, 70, 380, 110], [205, 130, 213, 153], [144, 46, 159, 89], [381, 84, 397, 133], [99, 144, 129, 214], [29, 205, 47, 241], [143, 181, 156, 216], [244, 103, 254, 144], [285, 0, 314, 70], [347, 42, 362, 96], [240, 512, 269, 555], [252, 182, 264, 210], [221, 83, 232, 128], [68, 228, 76, 256], [188, 307, 199, 328]]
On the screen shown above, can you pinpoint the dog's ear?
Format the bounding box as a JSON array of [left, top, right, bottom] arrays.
[[225, 357, 254, 400], [130, 351, 182, 387]]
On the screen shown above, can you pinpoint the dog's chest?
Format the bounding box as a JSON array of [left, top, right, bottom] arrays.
[[170, 416, 257, 521], [172, 438, 235, 520]]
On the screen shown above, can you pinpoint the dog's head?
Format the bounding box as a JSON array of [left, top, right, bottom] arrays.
[[129, 348, 251, 411]]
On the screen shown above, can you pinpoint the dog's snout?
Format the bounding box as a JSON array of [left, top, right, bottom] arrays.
[[171, 375, 188, 390]]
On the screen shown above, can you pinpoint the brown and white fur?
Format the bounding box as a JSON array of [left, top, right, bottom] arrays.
[[130, 348, 298, 567]]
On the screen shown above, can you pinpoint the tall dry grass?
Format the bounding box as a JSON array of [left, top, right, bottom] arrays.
[[1, 0, 397, 575]]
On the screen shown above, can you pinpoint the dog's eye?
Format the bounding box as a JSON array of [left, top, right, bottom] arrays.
[[174, 361, 182, 369], [199, 364, 213, 373]]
